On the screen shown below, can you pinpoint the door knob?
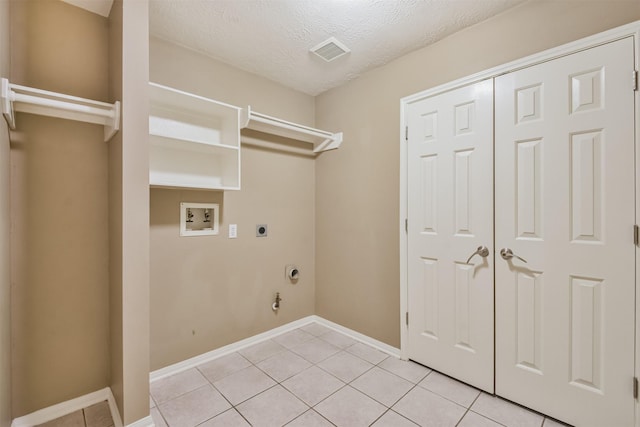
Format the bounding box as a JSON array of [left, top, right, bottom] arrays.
[[499, 248, 527, 263], [466, 246, 490, 264]]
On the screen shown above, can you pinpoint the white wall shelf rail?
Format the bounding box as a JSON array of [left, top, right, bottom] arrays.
[[1, 78, 120, 142], [241, 106, 342, 153]]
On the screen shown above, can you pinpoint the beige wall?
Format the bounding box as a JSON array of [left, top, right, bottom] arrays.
[[149, 39, 316, 370], [315, 0, 640, 348], [10, 1, 110, 416], [109, 0, 151, 424], [0, 0, 10, 425]]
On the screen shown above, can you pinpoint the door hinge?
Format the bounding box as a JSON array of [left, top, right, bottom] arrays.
[[405, 218, 408, 233], [634, 377, 638, 399], [405, 126, 408, 141], [634, 70, 638, 91], [405, 311, 409, 326], [634, 224, 639, 246]]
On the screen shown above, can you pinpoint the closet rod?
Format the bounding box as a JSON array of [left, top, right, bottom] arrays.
[[1, 78, 120, 142]]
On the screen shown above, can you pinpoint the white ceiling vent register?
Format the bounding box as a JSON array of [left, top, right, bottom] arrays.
[[310, 37, 350, 62]]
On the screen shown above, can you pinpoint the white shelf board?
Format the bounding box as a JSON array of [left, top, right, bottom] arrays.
[[240, 106, 342, 153], [148, 82, 241, 191], [1, 78, 120, 142]]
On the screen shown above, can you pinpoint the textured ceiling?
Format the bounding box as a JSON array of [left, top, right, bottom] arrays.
[[149, 0, 527, 96]]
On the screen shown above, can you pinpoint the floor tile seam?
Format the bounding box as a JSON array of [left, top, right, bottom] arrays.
[[453, 392, 490, 427], [315, 356, 376, 384], [81, 407, 89, 427], [374, 363, 429, 385], [361, 377, 420, 409], [284, 409, 337, 427], [305, 382, 351, 410], [152, 378, 212, 407], [367, 407, 392, 426], [466, 408, 514, 427], [235, 383, 311, 415], [151, 405, 171, 427], [415, 379, 481, 409], [474, 393, 548, 425]]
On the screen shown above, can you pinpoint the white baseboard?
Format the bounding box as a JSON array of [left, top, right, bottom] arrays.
[[11, 387, 124, 427], [150, 316, 317, 382], [125, 415, 153, 427], [150, 315, 400, 382], [310, 315, 401, 358]]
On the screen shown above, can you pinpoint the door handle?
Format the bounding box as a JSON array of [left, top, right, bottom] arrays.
[[499, 248, 527, 263], [466, 246, 490, 264]]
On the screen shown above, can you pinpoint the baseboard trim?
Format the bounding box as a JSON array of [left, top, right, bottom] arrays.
[[125, 415, 153, 427], [150, 316, 317, 382], [150, 315, 400, 382], [310, 315, 401, 358], [11, 387, 124, 427]]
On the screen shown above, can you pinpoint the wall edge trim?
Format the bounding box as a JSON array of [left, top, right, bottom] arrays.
[[150, 315, 401, 382], [10, 387, 122, 427]]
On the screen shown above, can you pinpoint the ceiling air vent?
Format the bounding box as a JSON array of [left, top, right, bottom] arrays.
[[310, 37, 350, 62]]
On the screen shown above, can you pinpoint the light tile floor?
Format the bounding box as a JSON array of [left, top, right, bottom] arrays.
[[150, 322, 571, 427], [37, 401, 114, 427]]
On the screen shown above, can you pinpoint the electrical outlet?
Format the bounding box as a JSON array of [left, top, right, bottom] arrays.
[[229, 224, 237, 239], [256, 224, 268, 237]]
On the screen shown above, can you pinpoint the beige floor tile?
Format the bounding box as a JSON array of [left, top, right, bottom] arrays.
[[378, 357, 431, 383], [213, 365, 276, 405], [198, 409, 250, 427], [345, 342, 388, 365], [83, 401, 113, 427], [418, 371, 480, 408], [318, 331, 357, 349], [273, 329, 315, 349], [289, 338, 340, 364], [286, 410, 333, 427], [457, 411, 504, 427], [317, 351, 373, 382], [37, 411, 85, 427], [543, 417, 572, 427], [256, 349, 312, 382], [150, 407, 167, 427], [392, 386, 466, 427], [239, 340, 286, 364], [300, 323, 332, 337], [315, 386, 386, 427], [471, 393, 544, 427], [151, 368, 208, 404], [282, 366, 344, 406], [370, 410, 419, 427], [197, 352, 252, 383], [158, 385, 231, 427], [351, 366, 414, 407], [236, 385, 308, 427]]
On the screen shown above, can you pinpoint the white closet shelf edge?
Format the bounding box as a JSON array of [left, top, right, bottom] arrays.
[[1, 77, 120, 142], [240, 105, 342, 153]]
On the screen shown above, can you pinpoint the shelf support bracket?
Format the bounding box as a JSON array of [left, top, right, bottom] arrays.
[[1, 77, 120, 142], [241, 105, 342, 154]]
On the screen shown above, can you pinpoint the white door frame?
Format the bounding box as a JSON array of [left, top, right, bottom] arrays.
[[399, 19, 640, 424]]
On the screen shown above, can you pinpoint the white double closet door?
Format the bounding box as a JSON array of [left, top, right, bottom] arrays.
[[406, 37, 635, 427]]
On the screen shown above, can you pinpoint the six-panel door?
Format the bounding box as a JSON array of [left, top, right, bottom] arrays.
[[494, 37, 635, 426], [407, 79, 495, 393]]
